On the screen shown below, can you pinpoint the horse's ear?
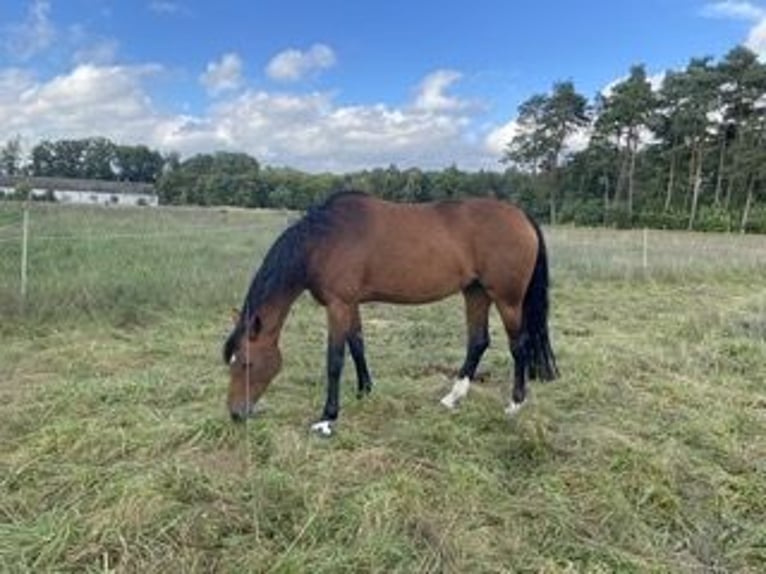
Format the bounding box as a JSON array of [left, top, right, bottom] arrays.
[[247, 315, 262, 340]]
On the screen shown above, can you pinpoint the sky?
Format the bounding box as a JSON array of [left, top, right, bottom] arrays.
[[1, 1, 765, 172]]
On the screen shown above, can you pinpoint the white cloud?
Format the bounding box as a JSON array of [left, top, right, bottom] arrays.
[[3, 6, 120, 66], [72, 37, 119, 65], [566, 127, 592, 153], [414, 69, 467, 112], [746, 16, 766, 54], [0, 64, 161, 143], [266, 44, 336, 82], [702, 1, 765, 20], [3, 0, 56, 61], [702, 2, 766, 57], [149, 1, 186, 15], [484, 119, 589, 161], [601, 71, 665, 98], [0, 69, 37, 106], [484, 120, 523, 157], [160, 88, 487, 171], [200, 53, 244, 96], [0, 60, 505, 171], [66, 24, 121, 66]]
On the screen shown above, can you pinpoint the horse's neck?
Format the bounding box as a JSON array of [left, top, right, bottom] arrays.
[[259, 289, 303, 344]]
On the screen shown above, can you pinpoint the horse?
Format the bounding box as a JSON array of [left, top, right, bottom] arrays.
[[223, 191, 558, 436]]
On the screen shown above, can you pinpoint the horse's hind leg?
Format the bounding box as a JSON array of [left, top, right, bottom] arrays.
[[348, 305, 373, 398], [495, 300, 528, 417], [441, 284, 491, 409]]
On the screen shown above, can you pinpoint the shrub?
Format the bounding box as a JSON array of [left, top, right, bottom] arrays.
[[559, 199, 604, 226], [693, 206, 733, 232], [636, 210, 687, 230]]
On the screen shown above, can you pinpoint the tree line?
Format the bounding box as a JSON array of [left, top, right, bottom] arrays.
[[1, 136, 168, 184], [0, 136, 544, 217], [2, 44, 765, 232], [506, 46, 766, 232]]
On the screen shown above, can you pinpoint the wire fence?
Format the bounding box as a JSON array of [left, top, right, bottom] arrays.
[[0, 222, 274, 243], [0, 204, 291, 323], [548, 225, 766, 281], [1, 202, 765, 325]]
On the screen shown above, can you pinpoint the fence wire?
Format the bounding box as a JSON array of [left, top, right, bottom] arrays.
[[0, 205, 292, 322], [1, 204, 765, 324], [0, 222, 272, 243]]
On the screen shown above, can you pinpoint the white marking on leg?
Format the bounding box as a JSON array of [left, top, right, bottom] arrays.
[[310, 420, 334, 436], [504, 400, 524, 417], [440, 377, 470, 409], [440, 394, 457, 409]]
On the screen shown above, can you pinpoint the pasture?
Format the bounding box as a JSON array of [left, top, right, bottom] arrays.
[[1, 202, 765, 572]]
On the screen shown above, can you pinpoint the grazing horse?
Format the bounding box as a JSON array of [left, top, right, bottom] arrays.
[[223, 191, 558, 435]]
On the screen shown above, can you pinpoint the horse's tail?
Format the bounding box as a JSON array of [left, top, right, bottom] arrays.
[[521, 216, 558, 381]]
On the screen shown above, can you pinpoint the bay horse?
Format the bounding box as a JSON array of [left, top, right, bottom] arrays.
[[223, 191, 557, 436]]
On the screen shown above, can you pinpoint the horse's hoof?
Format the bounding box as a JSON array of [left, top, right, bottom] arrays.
[[310, 420, 334, 437], [504, 401, 524, 417], [356, 384, 373, 399]]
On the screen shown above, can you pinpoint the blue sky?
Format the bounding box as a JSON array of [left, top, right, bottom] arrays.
[[1, 1, 764, 171]]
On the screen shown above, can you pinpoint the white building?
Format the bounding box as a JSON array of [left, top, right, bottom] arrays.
[[0, 176, 158, 206]]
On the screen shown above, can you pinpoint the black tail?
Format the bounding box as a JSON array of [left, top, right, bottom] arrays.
[[521, 216, 558, 381]]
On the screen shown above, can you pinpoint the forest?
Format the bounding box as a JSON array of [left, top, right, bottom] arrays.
[[2, 45, 765, 232]]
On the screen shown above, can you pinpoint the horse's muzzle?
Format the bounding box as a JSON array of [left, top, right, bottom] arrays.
[[229, 403, 254, 423]]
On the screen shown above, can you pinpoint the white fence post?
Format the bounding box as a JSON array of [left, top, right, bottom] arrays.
[[642, 227, 648, 272], [20, 206, 29, 307]]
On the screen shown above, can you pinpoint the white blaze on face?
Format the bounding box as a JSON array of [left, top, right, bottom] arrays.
[[229, 354, 237, 365], [440, 376, 470, 409]]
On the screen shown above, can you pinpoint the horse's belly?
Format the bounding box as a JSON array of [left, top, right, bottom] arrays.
[[360, 256, 469, 304]]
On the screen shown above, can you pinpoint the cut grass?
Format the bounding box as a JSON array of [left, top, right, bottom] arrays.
[[1, 203, 765, 572]]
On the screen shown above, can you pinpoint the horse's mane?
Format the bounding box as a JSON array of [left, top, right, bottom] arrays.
[[223, 191, 368, 362]]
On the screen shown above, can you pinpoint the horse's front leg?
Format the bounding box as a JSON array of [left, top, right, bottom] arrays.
[[311, 300, 351, 437]]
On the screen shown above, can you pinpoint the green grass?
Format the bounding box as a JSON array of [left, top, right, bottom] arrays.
[[1, 203, 765, 572], [0, 203, 288, 327]]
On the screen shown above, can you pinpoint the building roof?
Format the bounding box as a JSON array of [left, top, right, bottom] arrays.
[[0, 176, 156, 195]]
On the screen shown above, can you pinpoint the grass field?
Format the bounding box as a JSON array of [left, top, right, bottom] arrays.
[[1, 202, 765, 573]]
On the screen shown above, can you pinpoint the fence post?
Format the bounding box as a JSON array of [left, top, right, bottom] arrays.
[[20, 206, 29, 308], [642, 227, 648, 272]]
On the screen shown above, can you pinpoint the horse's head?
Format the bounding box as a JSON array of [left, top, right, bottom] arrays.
[[223, 311, 282, 422]]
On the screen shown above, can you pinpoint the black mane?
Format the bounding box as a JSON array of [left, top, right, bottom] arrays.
[[223, 191, 368, 363]]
